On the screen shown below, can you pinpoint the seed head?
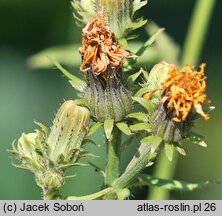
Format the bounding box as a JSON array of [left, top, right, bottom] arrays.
[[79, 10, 132, 75]]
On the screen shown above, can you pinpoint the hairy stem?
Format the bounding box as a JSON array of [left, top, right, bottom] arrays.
[[148, 0, 216, 200], [113, 136, 162, 190], [105, 126, 122, 199], [66, 187, 112, 200], [43, 190, 59, 200]]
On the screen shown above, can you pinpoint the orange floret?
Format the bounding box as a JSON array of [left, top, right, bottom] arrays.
[[79, 10, 132, 75], [145, 62, 209, 122]]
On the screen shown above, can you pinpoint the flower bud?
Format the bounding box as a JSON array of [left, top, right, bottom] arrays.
[[47, 100, 90, 166], [72, 0, 147, 39], [10, 132, 47, 173], [36, 169, 64, 193]]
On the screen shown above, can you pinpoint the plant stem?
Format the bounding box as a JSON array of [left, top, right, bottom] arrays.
[[113, 136, 162, 190], [113, 142, 152, 189], [43, 190, 59, 200], [148, 0, 216, 200], [105, 126, 122, 199], [148, 150, 178, 200], [66, 187, 112, 200], [181, 0, 216, 65]]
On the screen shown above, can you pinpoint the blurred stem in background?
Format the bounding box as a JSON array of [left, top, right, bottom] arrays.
[[148, 0, 216, 200]]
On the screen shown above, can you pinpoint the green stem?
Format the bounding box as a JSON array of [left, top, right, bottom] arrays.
[[43, 190, 59, 200], [66, 187, 112, 200], [148, 0, 216, 200], [105, 126, 122, 199], [181, 0, 216, 65], [113, 143, 152, 189], [113, 136, 162, 190], [148, 150, 178, 200]]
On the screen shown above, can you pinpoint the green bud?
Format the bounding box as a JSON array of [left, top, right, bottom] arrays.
[[72, 0, 147, 39], [36, 169, 64, 194], [84, 69, 132, 122], [10, 132, 47, 173], [47, 100, 90, 166]]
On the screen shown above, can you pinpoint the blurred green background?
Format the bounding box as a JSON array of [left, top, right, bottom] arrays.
[[0, 0, 222, 199]]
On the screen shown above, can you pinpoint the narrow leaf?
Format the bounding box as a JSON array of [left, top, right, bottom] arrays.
[[127, 112, 148, 122], [116, 122, 132, 135], [136, 28, 165, 56], [87, 122, 103, 137], [132, 97, 154, 113], [140, 136, 163, 153], [130, 123, 151, 133], [174, 143, 186, 156], [165, 143, 174, 161], [137, 174, 209, 191], [104, 119, 114, 140], [187, 131, 207, 147], [48, 57, 86, 92]]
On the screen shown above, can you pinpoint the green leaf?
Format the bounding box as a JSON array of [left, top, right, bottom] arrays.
[[116, 122, 132, 135], [132, 97, 154, 113], [27, 44, 80, 69], [174, 143, 186, 156], [140, 136, 162, 153], [104, 119, 115, 140], [136, 28, 165, 56], [187, 131, 207, 147], [136, 174, 209, 191], [128, 68, 149, 83], [87, 122, 103, 137], [127, 70, 143, 83], [165, 143, 174, 161], [127, 112, 148, 122], [134, 87, 151, 97], [48, 57, 86, 92], [130, 123, 151, 133], [146, 22, 181, 64]]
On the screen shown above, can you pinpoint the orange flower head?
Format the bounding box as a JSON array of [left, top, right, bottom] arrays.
[[160, 62, 209, 122], [79, 10, 132, 75]]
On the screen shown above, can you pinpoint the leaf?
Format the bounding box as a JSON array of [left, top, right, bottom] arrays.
[[87, 122, 103, 137], [136, 174, 209, 191], [127, 112, 148, 122], [140, 136, 163, 153], [116, 122, 132, 135], [146, 22, 181, 64], [132, 97, 154, 113], [165, 143, 174, 161], [187, 131, 207, 147], [27, 44, 80, 69], [128, 68, 149, 83], [104, 119, 115, 140], [136, 28, 165, 56], [134, 87, 151, 97], [48, 57, 86, 92], [174, 143, 186, 156], [128, 70, 143, 83], [130, 123, 151, 133]]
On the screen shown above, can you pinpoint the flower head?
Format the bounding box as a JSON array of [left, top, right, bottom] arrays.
[[146, 62, 209, 122], [145, 62, 210, 142], [79, 10, 132, 75]]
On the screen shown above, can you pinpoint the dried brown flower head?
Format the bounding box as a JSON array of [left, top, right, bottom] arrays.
[[145, 62, 209, 122], [79, 10, 132, 75]]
